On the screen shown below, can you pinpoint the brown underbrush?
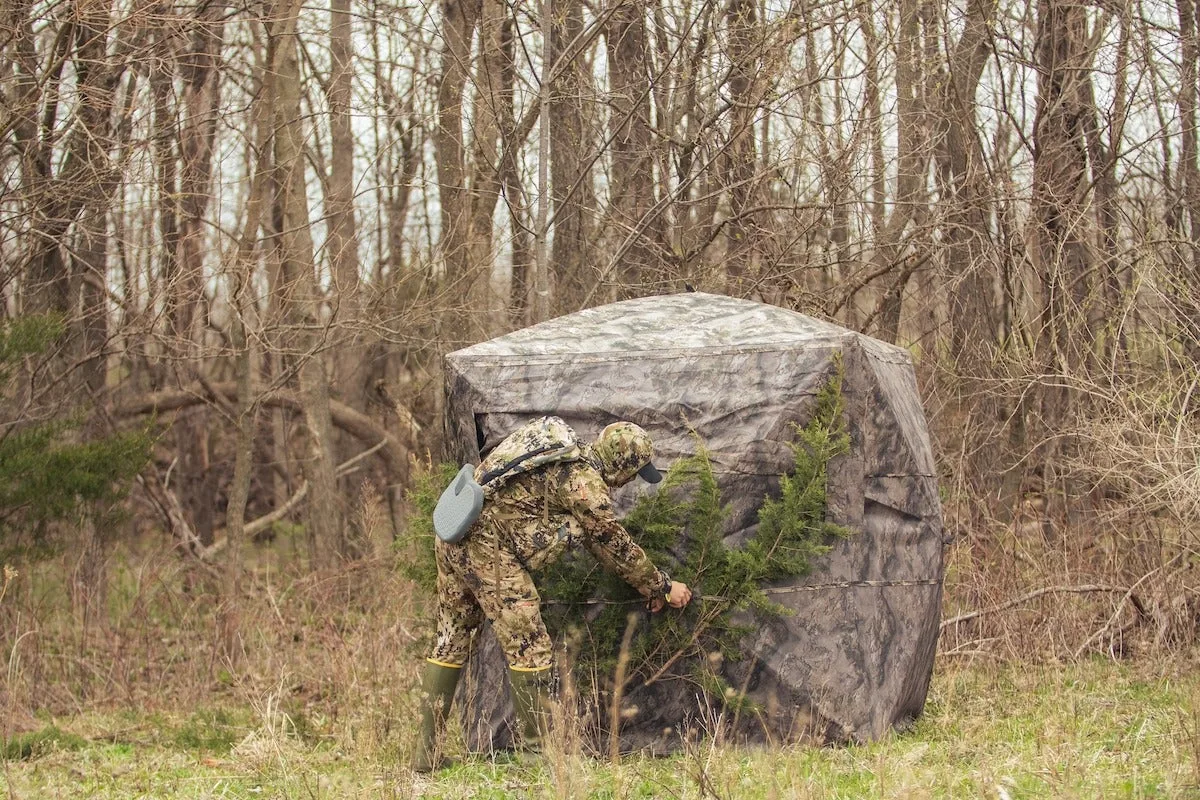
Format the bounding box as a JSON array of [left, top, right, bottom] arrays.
[[0, 533, 429, 753], [940, 513, 1198, 662], [2, 440, 1197, 787], [2, 510, 1194, 743]]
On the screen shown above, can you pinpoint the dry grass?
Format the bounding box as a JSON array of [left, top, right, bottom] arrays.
[[2, 469, 1199, 797], [925, 335, 1200, 664], [1, 651, 1195, 798], [1, 535, 426, 749], [938, 511, 1198, 662]]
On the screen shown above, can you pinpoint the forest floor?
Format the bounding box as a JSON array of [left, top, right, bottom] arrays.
[[3, 655, 1197, 799], [3, 527, 1199, 800]]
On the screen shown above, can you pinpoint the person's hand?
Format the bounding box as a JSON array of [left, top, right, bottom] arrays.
[[652, 582, 700, 614], [667, 581, 692, 608], [648, 581, 692, 612]]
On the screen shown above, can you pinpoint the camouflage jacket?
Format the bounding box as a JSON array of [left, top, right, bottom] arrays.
[[478, 454, 671, 598]]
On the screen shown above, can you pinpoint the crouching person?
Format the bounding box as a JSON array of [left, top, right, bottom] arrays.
[[412, 420, 693, 772]]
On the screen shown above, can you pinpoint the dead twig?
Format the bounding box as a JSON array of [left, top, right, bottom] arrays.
[[940, 584, 1130, 629], [608, 612, 639, 765], [200, 439, 390, 560], [1074, 561, 1176, 659]]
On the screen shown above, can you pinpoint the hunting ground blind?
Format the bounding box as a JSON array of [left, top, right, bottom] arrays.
[[441, 292, 944, 751]]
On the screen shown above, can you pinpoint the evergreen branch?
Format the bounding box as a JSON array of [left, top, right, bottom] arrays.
[[540, 359, 855, 711]]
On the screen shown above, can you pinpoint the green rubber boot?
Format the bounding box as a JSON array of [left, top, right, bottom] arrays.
[[508, 667, 555, 752], [411, 661, 463, 773]]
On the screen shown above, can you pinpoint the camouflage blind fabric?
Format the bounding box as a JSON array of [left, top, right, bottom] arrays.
[[443, 292, 944, 752]]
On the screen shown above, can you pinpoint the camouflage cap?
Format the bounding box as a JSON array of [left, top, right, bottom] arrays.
[[592, 422, 662, 487]]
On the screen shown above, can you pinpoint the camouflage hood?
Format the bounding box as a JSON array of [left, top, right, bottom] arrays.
[[587, 422, 662, 487]]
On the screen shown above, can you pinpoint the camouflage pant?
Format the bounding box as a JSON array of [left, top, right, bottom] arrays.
[[429, 524, 553, 671]]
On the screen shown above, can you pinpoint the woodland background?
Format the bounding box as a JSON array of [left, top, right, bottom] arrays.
[[1, 0, 1199, 731]]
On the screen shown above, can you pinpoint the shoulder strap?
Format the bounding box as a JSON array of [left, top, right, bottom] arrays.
[[479, 442, 568, 486], [476, 416, 582, 495]]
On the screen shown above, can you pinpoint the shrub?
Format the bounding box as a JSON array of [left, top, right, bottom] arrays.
[[0, 315, 153, 559], [540, 364, 853, 703]]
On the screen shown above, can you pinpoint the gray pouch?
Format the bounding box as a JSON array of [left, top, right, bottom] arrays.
[[433, 464, 484, 543]]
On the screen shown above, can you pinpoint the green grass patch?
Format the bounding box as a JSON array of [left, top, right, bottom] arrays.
[[3, 658, 1196, 798], [3, 725, 87, 761], [169, 707, 249, 753]]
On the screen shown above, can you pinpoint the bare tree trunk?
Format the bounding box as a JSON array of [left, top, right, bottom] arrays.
[[326, 0, 373, 555], [16, 0, 124, 317], [150, 39, 180, 368], [244, 13, 293, 528], [507, 169, 534, 326], [922, 0, 1011, 519], [40, 0, 127, 662], [70, 40, 129, 615], [1030, 0, 1094, 524], [271, 0, 343, 565], [1079, 64, 1126, 363], [934, 0, 999, 364], [859, 0, 886, 239], [389, 109, 421, 282], [435, 0, 535, 334], [74, 206, 111, 640], [435, 0, 483, 334], [373, 45, 423, 397], [150, 20, 196, 544], [6, 0, 60, 312], [219, 179, 265, 661], [6, 0, 40, 207], [872, 0, 927, 343], [671, 0, 719, 290], [327, 0, 364, 406], [170, 3, 227, 546], [219, 20, 278, 657], [1175, 0, 1200, 362], [178, 4, 225, 332], [799, 5, 855, 325], [605, 0, 661, 297], [495, 3, 532, 326], [549, 0, 596, 313], [221, 273, 253, 660], [722, 0, 760, 292], [464, 0, 509, 318]]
